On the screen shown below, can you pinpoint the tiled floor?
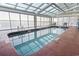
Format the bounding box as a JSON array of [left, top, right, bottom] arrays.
[[0, 41, 18, 56], [32, 27, 79, 56]]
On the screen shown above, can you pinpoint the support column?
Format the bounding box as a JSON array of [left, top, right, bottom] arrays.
[[34, 15, 37, 39], [9, 12, 12, 32], [49, 17, 52, 34]]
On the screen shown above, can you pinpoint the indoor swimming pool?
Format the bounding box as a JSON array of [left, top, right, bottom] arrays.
[[9, 28, 65, 56]]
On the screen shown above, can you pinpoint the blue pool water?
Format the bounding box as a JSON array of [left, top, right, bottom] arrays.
[[10, 28, 65, 56]]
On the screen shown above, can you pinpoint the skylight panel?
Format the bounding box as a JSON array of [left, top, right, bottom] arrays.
[[43, 12, 49, 15], [27, 9, 34, 12], [25, 3, 31, 5], [32, 3, 42, 7], [28, 7, 36, 10], [49, 9, 56, 12], [0, 3, 15, 8], [17, 3, 28, 8], [67, 3, 76, 7], [45, 6, 53, 11], [40, 4, 48, 9], [35, 9, 40, 13], [16, 7, 26, 10], [40, 11, 46, 14], [6, 3, 16, 5], [53, 10, 59, 14]]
